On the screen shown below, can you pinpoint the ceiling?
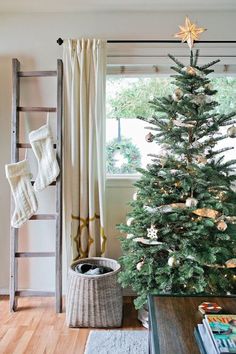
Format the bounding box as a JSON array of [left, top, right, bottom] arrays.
[[0, 0, 236, 12]]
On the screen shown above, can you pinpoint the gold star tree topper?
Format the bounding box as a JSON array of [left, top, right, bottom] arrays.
[[175, 17, 206, 49]]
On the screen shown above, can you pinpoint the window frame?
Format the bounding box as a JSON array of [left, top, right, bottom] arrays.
[[105, 43, 236, 185]]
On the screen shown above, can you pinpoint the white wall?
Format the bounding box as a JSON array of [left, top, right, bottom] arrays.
[[0, 11, 236, 293]]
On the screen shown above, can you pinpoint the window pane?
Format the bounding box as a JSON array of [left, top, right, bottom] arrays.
[[106, 76, 236, 175]]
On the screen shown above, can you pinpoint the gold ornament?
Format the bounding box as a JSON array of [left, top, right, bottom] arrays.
[[185, 197, 198, 208], [173, 119, 197, 128], [227, 125, 236, 138], [174, 16, 206, 49], [182, 66, 197, 76], [216, 220, 227, 231], [225, 258, 236, 268], [172, 88, 184, 102], [170, 203, 186, 209], [174, 181, 181, 188], [217, 191, 227, 201], [195, 155, 208, 165], [145, 132, 154, 142], [192, 208, 220, 219]]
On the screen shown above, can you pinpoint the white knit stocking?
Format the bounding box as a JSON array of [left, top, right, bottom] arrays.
[[5, 159, 38, 228], [29, 123, 60, 191]]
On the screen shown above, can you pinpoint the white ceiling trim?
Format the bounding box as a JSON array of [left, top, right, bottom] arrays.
[[0, 0, 236, 13]]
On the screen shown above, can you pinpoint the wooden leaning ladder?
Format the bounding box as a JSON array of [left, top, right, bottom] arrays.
[[10, 58, 63, 313]]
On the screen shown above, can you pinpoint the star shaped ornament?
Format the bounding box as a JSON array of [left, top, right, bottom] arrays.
[[175, 17, 206, 49], [147, 225, 158, 240]]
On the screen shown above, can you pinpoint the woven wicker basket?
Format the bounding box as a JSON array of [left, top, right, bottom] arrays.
[[66, 257, 123, 328]]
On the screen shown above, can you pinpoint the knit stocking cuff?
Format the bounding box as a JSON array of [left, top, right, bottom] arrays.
[[29, 124, 52, 143], [5, 159, 31, 178]]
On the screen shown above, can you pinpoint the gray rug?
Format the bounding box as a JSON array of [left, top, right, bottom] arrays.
[[84, 330, 148, 354]]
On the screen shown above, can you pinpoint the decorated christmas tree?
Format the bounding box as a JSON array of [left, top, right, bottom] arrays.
[[118, 18, 236, 309]]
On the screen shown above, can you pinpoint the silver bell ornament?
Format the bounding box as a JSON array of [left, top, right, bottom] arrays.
[[227, 125, 236, 138], [185, 197, 198, 208], [145, 132, 154, 142]]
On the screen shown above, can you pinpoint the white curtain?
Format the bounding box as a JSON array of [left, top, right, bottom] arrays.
[[63, 39, 107, 262]]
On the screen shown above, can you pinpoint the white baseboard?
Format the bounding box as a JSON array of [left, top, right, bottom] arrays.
[[0, 288, 9, 295]]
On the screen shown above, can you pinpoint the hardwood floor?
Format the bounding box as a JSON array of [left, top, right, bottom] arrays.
[[0, 296, 144, 354]]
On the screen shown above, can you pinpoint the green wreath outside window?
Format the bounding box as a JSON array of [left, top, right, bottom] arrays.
[[106, 138, 141, 174]]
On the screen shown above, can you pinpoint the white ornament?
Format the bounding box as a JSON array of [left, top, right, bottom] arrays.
[[126, 217, 134, 226], [133, 192, 138, 200], [136, 260, 144, 271], [185, 197, 198, 208], [168, 256, 180, 267], [147, 225, 158, 240], [227, 125, 236, 138], [127, 233, 134, 239]]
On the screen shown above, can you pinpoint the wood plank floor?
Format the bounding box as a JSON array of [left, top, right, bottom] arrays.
[[0, 296, 144, 354]]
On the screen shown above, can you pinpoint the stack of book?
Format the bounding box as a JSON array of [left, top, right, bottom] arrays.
[[194, 314, 236, 354]]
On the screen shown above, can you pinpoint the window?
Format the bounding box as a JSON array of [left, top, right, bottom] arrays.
[[106, 75, 236, 176]]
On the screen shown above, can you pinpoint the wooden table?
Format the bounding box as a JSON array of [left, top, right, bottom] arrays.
[[148, 295, 236, 354]]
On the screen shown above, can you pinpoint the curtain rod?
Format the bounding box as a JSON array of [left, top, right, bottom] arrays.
[[56, 38, 236, 45]]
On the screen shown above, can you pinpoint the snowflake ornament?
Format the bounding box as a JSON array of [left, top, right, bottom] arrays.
[[147, 225, 158, 240]]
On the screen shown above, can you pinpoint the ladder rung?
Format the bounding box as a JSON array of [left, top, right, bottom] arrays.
[[18, 71, 57, 77], [17, 143, 57, 149], [18, 107, 57, 112], [31, 181, 56, 186], [15, 252, 55, 258], [29, 214, 57, 220], [15, 290, 55, 297]]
